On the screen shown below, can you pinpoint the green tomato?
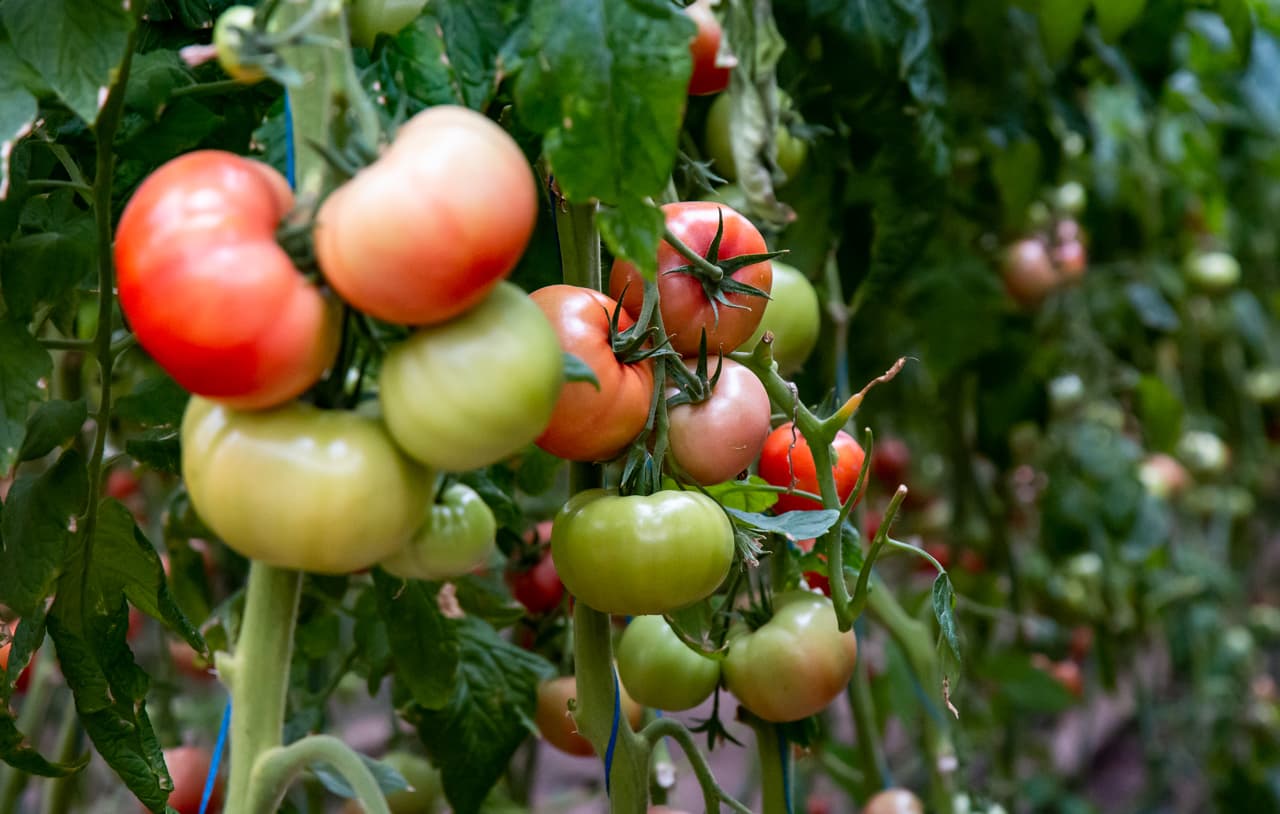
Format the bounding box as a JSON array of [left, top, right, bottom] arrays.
[[383, 751, 442, 814], [1184, 250, 1240, 292], [1094, 0, 1146, 41], [379, 282, 564, 473], [742, 261, 820, 375], [704, 92, 807, 184], [616, 616, 721, 711], [381, 483, 496, 580], [213, 6, 265, 83], [551, 490, 734, 615], [348, 0, 429, 49], [181, 398, 433, 574], [1038, 0, 1090, 63], [723, 591, 858, 722]]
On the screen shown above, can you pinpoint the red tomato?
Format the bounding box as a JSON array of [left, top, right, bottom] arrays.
[[609, 202, 772, 356], [1054, 239, 1087, 280], [530, 286, 655, 462], [668, 359, 771, 484], [1001, 238, 1060, 307], [507, 550, 564, 615], [758, 424, 866, 514], [535, 675, 642, 757], [1032, 654, 1084, 698], [141, 746, 223, 814], [0, 624, 31, 693], [169, 639, 217, 682], [115, 151, 340, 410], [315, 106, 537, 325], [685, 0, 732, 96], [870, 437, 911, 488]]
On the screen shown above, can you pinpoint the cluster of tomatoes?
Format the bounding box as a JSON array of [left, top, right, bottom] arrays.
[[1000, 215, 1089, 308]]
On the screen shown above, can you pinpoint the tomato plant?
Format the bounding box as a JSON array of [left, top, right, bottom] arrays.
[[142, 746, 222, 814], [348, 0, 429, 49], [315, 105, 538, 326], [758, 424, 866, 513], [667, 358, 771, 484], [181, 397, 433, 574], [114, 151, 340, 410], [378, 282, 564, 472], [704, 91, 808, 184], [551, 489, 734, 614], [1001, 237, 1060, 307], [530, 285, 655, 462], [684, 0, 732, 96], [616, 615, 720, 711], [535, 675, 642, 757], [380, 483, 496, 580], [213, 5, 265, 83], [742, 261, 820, 376], [609, 202, 773, 356], [723, 592, 858, 722], [506, 533, 564, 616]]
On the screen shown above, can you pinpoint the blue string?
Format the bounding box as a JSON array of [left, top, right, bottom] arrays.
[[777, 728, 794, 814], [200, 702, 232, 814], [603, 669, 622, 795], [283, 91, 297, 187]]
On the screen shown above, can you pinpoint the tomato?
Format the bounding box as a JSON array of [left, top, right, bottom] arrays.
[[507, 529, 565, 616], [379, 282, 564, 472], [315, 106, 537, 326], [1031, 654, 1084, 698], [685, 0, 732, 96], [358, 751, 442, 814], [1185, 250, 1240, 292], [181, 397, 433, 574], [741, 261, 820, 376], [143, 746, 222, 814], [213, 6, 265, 83], [530, 286, 655, 462], [1054, 240, 1087, 281], [610, 202, 772, 356], [535, 675, 643, 757], [1053, 181, 1087, 216], [862, 788, 924, 814], [758, 424, 866, 514], [349, 0, 429, 49], [115, 152, 339, 410], [1177, 430, 1230, 476], [870, 437, 911, 488], [650, 808, 693, 814], [379, 483, 496, 581], [551, 489, 734, 615], [1138, 452, 1190, 500], [169, 639, 217, 682], [0, 623, 31, 693], [704, 92, 808, 184], [1001, 237, 1060, 307], [1095, 0, 1146, 41], [723, 591, 857, 722], [616, 615, 720, 711], [668, 359, 771, 485]]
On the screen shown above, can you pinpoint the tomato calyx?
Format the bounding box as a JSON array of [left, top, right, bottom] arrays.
[[661, 210, 782, 325], [665, 336, 724, 409]]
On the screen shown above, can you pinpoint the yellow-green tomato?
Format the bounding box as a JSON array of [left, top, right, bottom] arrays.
[[349, 0, 429, 49], [381, 483, 496, 580], [616, 615, 721, 711], [379, 282, 564, 472], [742, 261, 820, 375], [551, 490, 735, 615], [723, 591, 857, 722], [213, 6, 265, 84], [181, 397, 432, 574]]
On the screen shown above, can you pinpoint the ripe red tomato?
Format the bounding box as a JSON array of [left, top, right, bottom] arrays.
[[609, 202, 772, 356], [315, 106, 537, 325], [530, 286, 655, 462], [870, 437, 911, 488], [507, 550, 564, 615], [685, 0, 732, 96], [758, 424, 866, 514], [1001, 238, 1060, 307], [142, 746, 222, 814], [668, 359, 771, 484], [115, 152, 340, 410], [535, 675, 643, 757]]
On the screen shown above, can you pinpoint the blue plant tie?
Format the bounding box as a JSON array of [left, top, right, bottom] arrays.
[[200, 701, 232, 814], [777, 728, 794, 814], [603, 668, 622, 795], [283, 91, 297, 188]]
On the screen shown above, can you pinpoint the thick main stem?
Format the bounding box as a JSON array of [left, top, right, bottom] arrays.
[[745, 716, 790, 814]]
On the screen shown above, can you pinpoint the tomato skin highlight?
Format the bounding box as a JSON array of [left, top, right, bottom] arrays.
[[181, 397, 433, 574], [723, 591, 858, 722], [379, 282, 564, 472], [381, 483, 496, 580], [616, 615, 721, 711], [609, 202, 772, 356], [315, 106, 537, 326], [668, 359, 771, 485], [685, 0, 732, 96], [115, 151, 339, 410], [535, 675, 642, 757], [530, 285, 655, 462], [758, 424, 866, 514], [551, 489, 734, 615]]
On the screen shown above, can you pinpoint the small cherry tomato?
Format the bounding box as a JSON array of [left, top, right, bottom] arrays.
[[213, 5, 266, 83], [507, 541, 564, 616], [870, 437, 911, 488], [758, 424, 866, 514]]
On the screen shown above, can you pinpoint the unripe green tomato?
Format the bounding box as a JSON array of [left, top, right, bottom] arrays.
[[349, 0, 429, 49], [383, 751, 442, 814], [704, 183, 749, 213], [213, 6, 265, 83], [1053, 181, 1087, 216], [381, 483, 496, 580], [704, 92, 807, 184], [379, 282, 564, 473], [616, 616, 721, 711], [1177, 429, 1230, 476], [1184, 250, 1241, 292], [1245, 367, 1280, 403], [742, 261, 820, 375], [1094, 0, 1146, 41], [181, 398, 433, 574]]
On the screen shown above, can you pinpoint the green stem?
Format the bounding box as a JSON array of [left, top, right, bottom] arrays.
[[247, 735, 389, 814], [553, 199, 602, 291], [39, 702, 82, 814], [37, 338, 93, 352], [744, 714, 790, 814], [663, 225, 724, 282], [221, 565, 304, 812], [847, 654, 886, 790], [641, 718, 753, 814], [25, 179, 93, 195], [170, 78, 256, 98]]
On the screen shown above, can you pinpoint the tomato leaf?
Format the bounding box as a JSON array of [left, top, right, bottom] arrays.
[[696, 476, 778, 514], [724, 507, 840, 541], [562, 351, 600, 389], [453, 575, 527, 630], [0, 449, 86, 617], [1125, 281, 1180, 332], [409, 616, 554, 814], [374, 571, 460, 711], [932, 573, 962, 668], [0, 319, 53, 474], [1135, 375, 1183, 454], [0, 711, 88, 777], [0, 29, 38, 200], [459, 468, 523, 530], [597, 201, 666, 282], [1, 215, 94, 319], [1215, 0, 1254, 61], [17, 399, 86, 463], [311, 751, 410, 799], [124, 429, 183, 475]]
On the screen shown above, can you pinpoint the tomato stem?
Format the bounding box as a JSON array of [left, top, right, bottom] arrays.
[[743, 712, 791, 814], [663, 223, 725, 282], [641, 717, 754, 814], [248, 735, 390, 813]]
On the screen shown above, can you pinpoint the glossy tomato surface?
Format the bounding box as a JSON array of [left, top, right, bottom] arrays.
[[381, 483, 496, 580], [742, 261, 820, 375], [685, 0, 732, 95], [758, 424, 866, 514], [668, 359, 771, 485], [535, 675, 642, 757], [616, 615, 720, 711]]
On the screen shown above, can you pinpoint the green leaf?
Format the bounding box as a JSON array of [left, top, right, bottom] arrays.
[[411, 616, 554, 814], [932, 573, 962, 666], [512, 0, 692, 275], [1, 215, 95, 319], [0, 713, 88, 777], [452, 575, 527, 630], [122, 49, 193, 117], [0, 0, 135, 126], [374, 571, 459, 711], [1135, 375, 1183, 453], [459, 469, 522, 529], [1216, 0, 1253, 61], [980, 653, 1076, 713], [125, 429, 182, 475], [0, 449, 87, 616], [562, 351, 599, 389], [113, 375, 190, 427], [0, 30, 37, 200], [698, 476, 778, 514], [724, 507, 840, 541], [17, 399, 86, 462], [0, 320, 52, 473], [312, 752, 409, 799]]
